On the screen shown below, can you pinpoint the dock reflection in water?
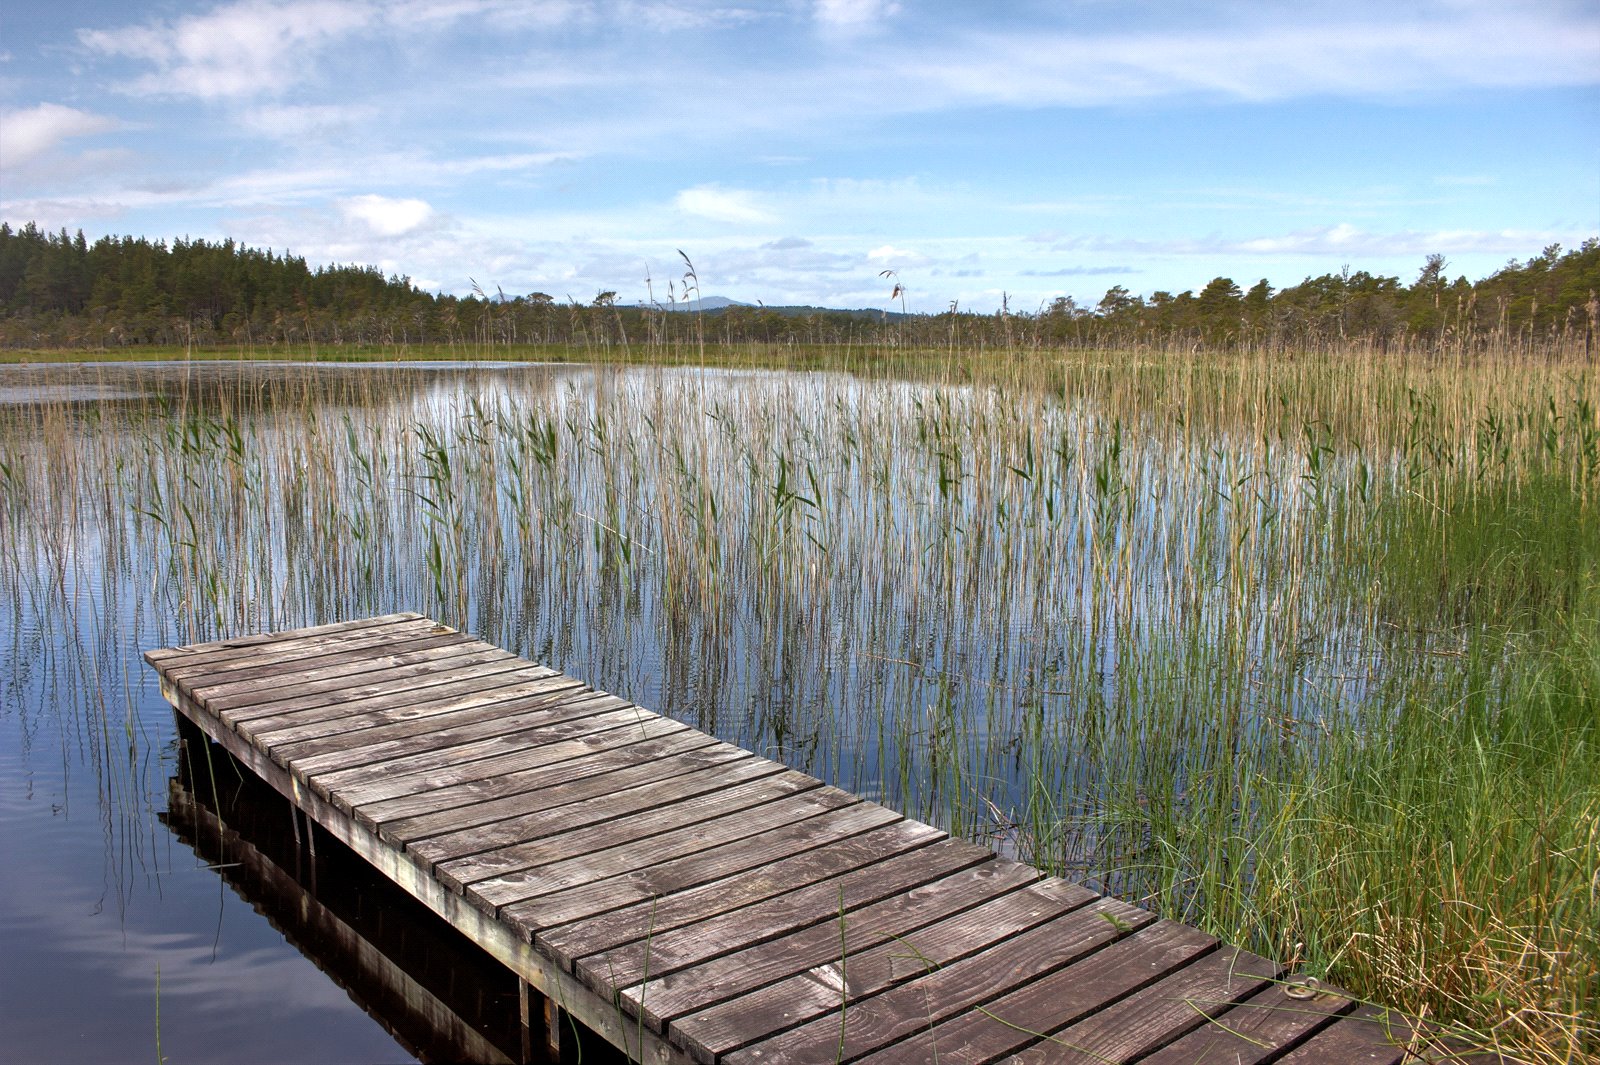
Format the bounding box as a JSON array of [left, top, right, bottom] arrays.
[[161, 719, 624, 1065]]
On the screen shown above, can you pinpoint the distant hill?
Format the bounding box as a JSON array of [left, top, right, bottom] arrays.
[[633, 296, 752, 312], [634, 296, 908, 320]]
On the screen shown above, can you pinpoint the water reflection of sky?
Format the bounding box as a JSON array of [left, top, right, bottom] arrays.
[[0, 359, 1387, 1062], [0, 747, 409, 1064]]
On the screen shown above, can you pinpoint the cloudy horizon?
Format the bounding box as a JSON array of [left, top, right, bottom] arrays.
[[3, 0, 1596, 312]]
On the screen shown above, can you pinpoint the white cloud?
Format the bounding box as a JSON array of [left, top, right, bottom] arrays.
[[239, 103, 379, 140], [340, 194, 435, 236], [76, 0, 601, 101], [1, 104, 120, 167], [80, 1, 377, 98], [814, 0, 900, 29], [867, 243, 928, 267], [674, 185, 774, 224]]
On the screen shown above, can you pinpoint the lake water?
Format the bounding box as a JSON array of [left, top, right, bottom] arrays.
[[0, 359, 1365, 1062]]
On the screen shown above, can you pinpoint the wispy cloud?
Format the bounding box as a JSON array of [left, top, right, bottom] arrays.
[[1034, 223, 1579, 259], [674, 185, 774, 224], [1022, 266, 1136, 277], [1, 104, 121, 167], [239, 103, 379, 140], [80, 1, 377, 99], [880, 9, 1600, 110], [813, 0, 900, 30]]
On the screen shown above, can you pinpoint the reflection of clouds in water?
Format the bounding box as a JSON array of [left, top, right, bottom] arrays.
[[0, 384, 148, 405], [0, 835, 367, 1020]]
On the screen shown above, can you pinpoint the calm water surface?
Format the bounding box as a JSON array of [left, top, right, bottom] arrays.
[[0, 359, 1362, 1062], [0, 363, 606, 1062]]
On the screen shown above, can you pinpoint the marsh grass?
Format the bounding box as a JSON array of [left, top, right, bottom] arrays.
[[0, 344, 1593, 1062]]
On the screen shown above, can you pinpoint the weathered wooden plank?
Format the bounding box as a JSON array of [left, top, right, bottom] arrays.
[[857, 921, 1216, 1061], [245, 670, 576, 751], [1274, 1004, 1496, 1065], [198, 642, 513, 712], [159, 617, 447, 681], [353, 724, 717, 832], [144, 613, 422, 664], [224, 657, 557, 727], [855, 922, 1219, 1062], [301, 692, 634, 800], [567, 834, 991, 997], [230, 666, 573, 737], [679, 890, 1140, 1064], [1272, 1005, 1420, 1064], [185, 633, 487, 701], [625, 858, 1050, 1037], [282, 687, 617, 779], [400, 751, 791, 866], [459, 778, 879, 907], [454, 786, 880, 906], [525, 819, 950, 969], [330, 708, 688, 813], [722, 894, 1159, 1064], [1134, 979, 1356, 1065], [923, 943, 1280, 1065], [180, 630, 482, 697]]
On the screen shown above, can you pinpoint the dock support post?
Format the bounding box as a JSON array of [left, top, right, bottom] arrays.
[[518, 979, 532, 1063], [545, 997, 561, 1060], [519, 978, 561, 1062]]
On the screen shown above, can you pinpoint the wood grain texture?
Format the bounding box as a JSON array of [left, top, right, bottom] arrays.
[[400, 751, 792, 867], [722, 894, 1160, 1064], [144, 613, 422, 665], [668, 876, 1103, 1064], [160, 616, 441, 678], [529, 819, 952, 967], [889, 942, 1278, 1064], [194, 638, 499, 710], [331, 707, 685, 813], [448, 783, 877, 903], [352, 721, 709, 830], [291, 688, 623, 785], [629, 858, 1048, 1035], [1274, 1004, 1499, 1065], [1123, 978, 1356, 1065], [225, 658, 557, 728], [569, 833, 992, 999]]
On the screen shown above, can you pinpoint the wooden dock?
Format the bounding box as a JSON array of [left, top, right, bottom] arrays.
[[147, 613, 1489, 1064]]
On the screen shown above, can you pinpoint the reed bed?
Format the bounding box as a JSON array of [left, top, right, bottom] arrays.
[[0, 347, 1593, 1062]]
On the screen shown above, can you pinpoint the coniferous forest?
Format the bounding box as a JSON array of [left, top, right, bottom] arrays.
[[1, 221, 1596, 354]]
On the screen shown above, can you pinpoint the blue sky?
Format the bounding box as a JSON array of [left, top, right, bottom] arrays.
[[2, 1, 1597, 312]]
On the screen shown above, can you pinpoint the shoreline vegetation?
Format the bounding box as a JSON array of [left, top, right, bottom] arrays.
[[1, 223, 1597, 359], [2, 232, 1595, 1063]]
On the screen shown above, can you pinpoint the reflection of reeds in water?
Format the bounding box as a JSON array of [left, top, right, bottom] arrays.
[[0, 349, 1595, 1063]]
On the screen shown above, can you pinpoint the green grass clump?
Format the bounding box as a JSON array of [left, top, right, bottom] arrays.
[[1252, 621, 1599, 1060], [1357, 470, 1599, 633]]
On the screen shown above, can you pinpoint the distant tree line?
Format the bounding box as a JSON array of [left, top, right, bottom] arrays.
[[2, 221, 1596, 355]]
